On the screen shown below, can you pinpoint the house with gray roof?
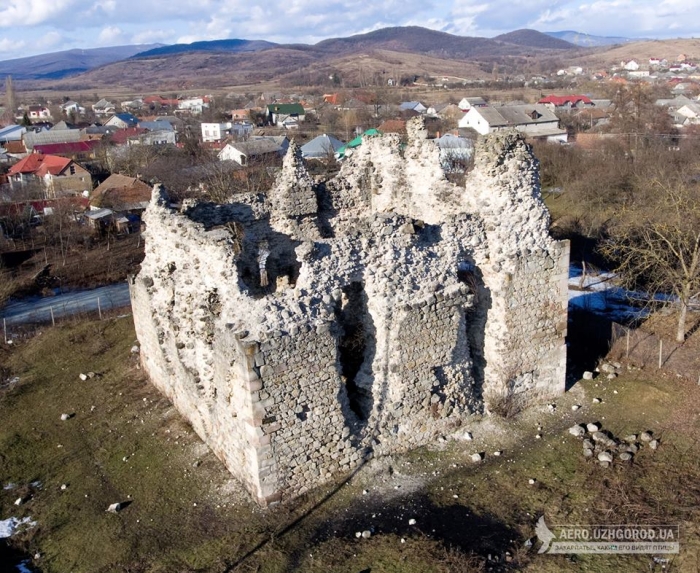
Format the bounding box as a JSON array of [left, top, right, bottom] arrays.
[[218, 139, 283, 166], [24, 128, 82, 151], [92, 99, 116, 116], [300, 134, 344, 159], [459, 104, 567, 143], [399, 101, 427, 114], [436, 134, 474, 172]]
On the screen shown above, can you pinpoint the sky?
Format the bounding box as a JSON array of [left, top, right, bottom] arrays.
[[0, 0, 697, 61]]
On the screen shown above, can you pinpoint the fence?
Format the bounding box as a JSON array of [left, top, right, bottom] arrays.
[[1, 283, 131, 337]]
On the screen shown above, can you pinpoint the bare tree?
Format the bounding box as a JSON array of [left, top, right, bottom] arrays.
[[602, 170, 700, 342], [4, 75, 16, 117]]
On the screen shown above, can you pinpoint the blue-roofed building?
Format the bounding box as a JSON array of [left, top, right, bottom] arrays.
[[138, 120, 174, 132], [105, 113, 139, 129], [0, 124, 26, 144], [399, 101, 427, 114]]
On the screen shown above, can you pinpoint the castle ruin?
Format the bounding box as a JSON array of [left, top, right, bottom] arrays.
[[130, 120, 569, 505]]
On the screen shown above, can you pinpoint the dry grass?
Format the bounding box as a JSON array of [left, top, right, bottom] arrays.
[[2, 316, 700, 572]]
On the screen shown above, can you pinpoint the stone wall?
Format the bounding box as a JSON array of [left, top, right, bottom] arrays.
[[130, 121, 569, 505]]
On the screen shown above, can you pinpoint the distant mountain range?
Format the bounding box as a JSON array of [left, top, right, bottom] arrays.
[[0, 27, 581, 83], [494, 29, 576, 50], [545, 30, 641, 47], [133, 39, 277, 58], [0, 44, 163, 80], [0, 26, 661, 89]]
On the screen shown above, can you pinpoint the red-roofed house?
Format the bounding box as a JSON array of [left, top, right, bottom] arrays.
[[109, 127, 148, 145], [537, 95, 594, 110], [33, 140, 102, 161], [144, 95, 180, 109], [7, 153, 92, 198]]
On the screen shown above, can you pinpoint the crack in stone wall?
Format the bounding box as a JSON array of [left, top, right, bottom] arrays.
[[130, 119, 569, 505]]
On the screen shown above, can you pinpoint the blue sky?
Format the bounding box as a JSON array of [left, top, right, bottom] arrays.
[[0, 0, 697, 61]]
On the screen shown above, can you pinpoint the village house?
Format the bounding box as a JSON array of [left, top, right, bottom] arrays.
[[105, 113, 139, 129], [23, 128, 83, 152], [201, 122, 253, 142], [178, 97, 210, 114], [399, 101, 427, 114], [33, 140, 102, 161], [537, 95, 594, 110], [459, 104, 567, 143], [143, 95, 179, 110], [300, 133, 344, 159], [676, 103, 700, 125], [60, 101, 86, 116], [249, 135, 289, 155], [267, 103, 305, 126], [436, 133, 474, 172], [0, 125, 26, 144], [218, 139, 283, 166], [27, 105, 51, 120], [458, 97, 487, 111], [230, 108, 255, 121], [92, 99, 116, 116], [7, 153, 92, 198], [84, 174, 152, 233]]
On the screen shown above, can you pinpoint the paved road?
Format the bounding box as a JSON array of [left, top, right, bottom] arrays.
[[1, 282, 131, 326]]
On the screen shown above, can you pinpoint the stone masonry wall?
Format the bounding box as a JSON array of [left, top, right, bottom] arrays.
[[131, 121, 569, 505]]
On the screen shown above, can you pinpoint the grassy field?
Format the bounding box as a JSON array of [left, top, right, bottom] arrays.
[[2, 316, 700, 572]]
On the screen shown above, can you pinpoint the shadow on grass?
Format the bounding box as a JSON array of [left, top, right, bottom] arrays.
[[0, 540, 38, 573], [281, 492, 520, 571], [566, 310, 618, 390]]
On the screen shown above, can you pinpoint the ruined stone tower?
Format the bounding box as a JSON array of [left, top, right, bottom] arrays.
[[130, 120, 569, 505]]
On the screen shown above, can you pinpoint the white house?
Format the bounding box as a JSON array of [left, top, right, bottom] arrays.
[[92, 99, 116, 115], [459, 104, 567, 143], [623, 60, 640, 71], [676, 103, 700, 124], [61, 101, 86, 116], [217, 139, 282, 166], [105, 113, 139, 129], [178, 97, 210, 114], [458, 97, 487, 111], [27, 105, 51, 120], [201, 122, 254, 142]]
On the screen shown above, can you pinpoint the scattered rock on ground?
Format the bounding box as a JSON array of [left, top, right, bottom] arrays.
[[107, 502, 124, 513], [568, 425, 586, 437]]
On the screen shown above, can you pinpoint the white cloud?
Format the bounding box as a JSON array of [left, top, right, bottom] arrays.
[[0, 37, 26, 53], [0, 0, 698, 61], [0, 0, 78, 27], [97, 26, 126, 45], [35, 31, 64, 50], [131, 28, 176, 45]]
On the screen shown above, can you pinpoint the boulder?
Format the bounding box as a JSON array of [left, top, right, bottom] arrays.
[[568, 424, 586, 437]]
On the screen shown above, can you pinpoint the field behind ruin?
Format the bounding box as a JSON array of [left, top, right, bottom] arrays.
[[2, 315, 700, 572]]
